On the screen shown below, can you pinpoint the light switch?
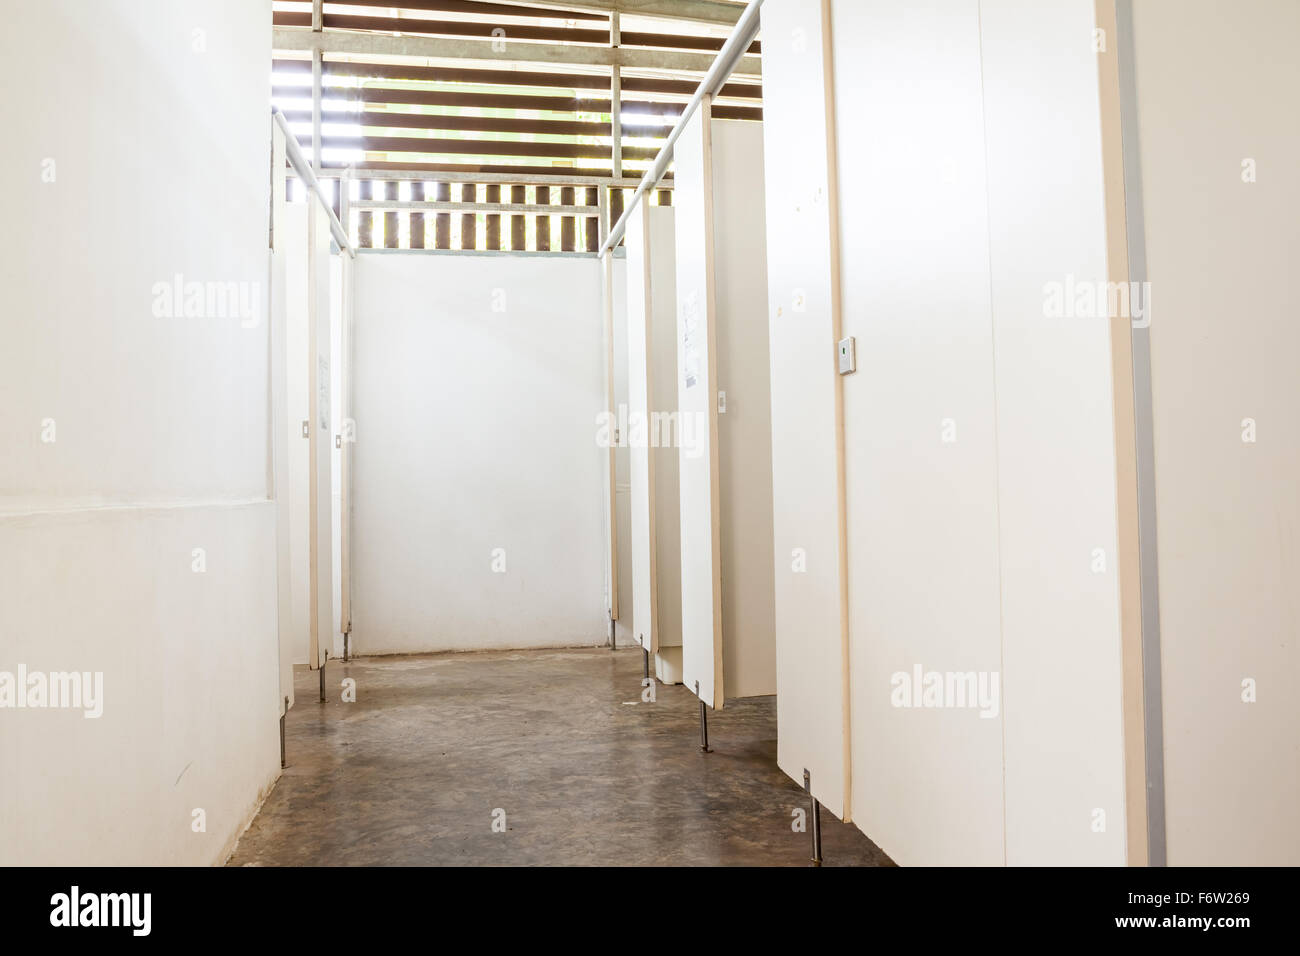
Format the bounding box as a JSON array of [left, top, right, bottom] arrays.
[[717, 390, 727, 413], [838, 337, 856, 375]]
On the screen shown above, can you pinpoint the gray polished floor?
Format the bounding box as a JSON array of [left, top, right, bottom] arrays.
[[227, 646, 893, 867]]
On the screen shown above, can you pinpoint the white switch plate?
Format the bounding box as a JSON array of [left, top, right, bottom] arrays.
[[838, 337, 856, 375], [717, 390, 727, 413]]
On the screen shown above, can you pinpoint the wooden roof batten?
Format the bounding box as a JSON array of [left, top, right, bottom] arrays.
[[272, 0, 759, 234]]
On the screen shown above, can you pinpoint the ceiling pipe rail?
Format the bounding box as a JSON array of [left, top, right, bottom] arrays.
[[598, 0, 763, 256], [273, 106, 357, 258]]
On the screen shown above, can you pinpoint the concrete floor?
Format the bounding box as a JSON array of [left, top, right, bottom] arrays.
[[228, 646, 893, 867]]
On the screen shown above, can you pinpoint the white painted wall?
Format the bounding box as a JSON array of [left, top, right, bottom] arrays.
[[0, 0, 279, 865], [349, 254, 615, 654], [1125, 0, 1300, 865]]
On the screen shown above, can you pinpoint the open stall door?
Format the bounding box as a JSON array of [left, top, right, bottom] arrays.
[[759, 0, 851, 820], [648, 208, 683, 680], [307, 202, 334, 671], [673, 99, 776, 709], [269, 121, 297, 713], [626, 204, 658, 654], [673, 103, 725, 708], [710, 116, 776, 703], [626, 203, 683, 662]]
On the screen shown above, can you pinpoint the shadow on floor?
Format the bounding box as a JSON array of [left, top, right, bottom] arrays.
[[228, 646, 894, 867]]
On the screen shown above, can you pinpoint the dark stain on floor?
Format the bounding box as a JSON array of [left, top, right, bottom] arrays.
[[227, 646, 894, 867]]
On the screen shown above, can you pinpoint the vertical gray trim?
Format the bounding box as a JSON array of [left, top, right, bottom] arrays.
[[1115, 0, 1167, 867]]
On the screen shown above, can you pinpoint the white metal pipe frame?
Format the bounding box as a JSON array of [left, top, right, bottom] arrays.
[[598, 0, 763, 256], [273, 106, 357, 258]]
